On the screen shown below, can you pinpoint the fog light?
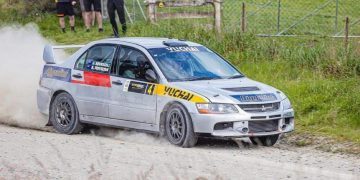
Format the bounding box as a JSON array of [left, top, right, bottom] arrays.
[[214, 122, 233, 130], [285, 117, 292, 124], [242, 127, 249, 133]]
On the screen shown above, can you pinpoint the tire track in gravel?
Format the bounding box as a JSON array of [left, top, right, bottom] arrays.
[[0, 124, 359, 179]]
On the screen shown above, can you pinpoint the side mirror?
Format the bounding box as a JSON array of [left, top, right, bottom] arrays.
[[145, 69, 157, 83], [43, 44, 56, 64]]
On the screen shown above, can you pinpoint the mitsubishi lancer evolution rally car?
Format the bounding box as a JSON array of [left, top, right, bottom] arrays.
[[37, 37, 294, 147]]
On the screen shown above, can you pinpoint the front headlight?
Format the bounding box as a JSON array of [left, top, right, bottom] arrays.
[[282, 98, 292, 110], [196, 103, 238, 114]]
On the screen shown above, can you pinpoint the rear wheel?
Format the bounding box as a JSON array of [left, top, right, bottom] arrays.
[[50, 92, 83, 134], [165, 103, 198, 148], [250, 134, 279, 146]]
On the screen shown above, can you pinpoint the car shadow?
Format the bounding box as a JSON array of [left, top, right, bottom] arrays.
[[196, 137, 260, 150]]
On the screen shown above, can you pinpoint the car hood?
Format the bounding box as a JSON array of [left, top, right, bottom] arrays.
[[170, 77, 283, 104]]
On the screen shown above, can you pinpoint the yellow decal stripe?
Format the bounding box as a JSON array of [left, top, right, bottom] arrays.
[[126, 80, 208, 103], [154, 84, 208, 103]]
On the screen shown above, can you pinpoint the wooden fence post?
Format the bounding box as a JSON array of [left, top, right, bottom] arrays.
[[147, 0, 156, 23], [213, 0, 222, 34], [146, 0, 222, 33], [241, 2, 246, 32], [344, 17, 349, 52]]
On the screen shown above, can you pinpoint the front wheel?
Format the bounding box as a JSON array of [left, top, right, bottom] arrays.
[[165, 103, 198, 148], [250, 134, 279, 146], [50, 92, 83, 134]]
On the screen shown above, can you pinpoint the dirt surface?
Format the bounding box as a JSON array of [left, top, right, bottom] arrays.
[[0, 124, 359, 180]]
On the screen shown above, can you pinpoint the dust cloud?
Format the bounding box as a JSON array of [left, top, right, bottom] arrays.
[[0, 24, 48, 128], [0, 24, 166, 145]]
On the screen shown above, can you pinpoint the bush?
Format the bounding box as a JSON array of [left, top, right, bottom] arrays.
[[0, 0, 68, 22], [2, 0, 54, 14]]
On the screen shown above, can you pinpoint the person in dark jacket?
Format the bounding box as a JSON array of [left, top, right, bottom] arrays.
[[107, 0, 127, 37], [55, 0, 77, 33]]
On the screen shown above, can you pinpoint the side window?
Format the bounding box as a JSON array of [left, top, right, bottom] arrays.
[[84, 45, 117, 73], [75, 52, 87, 70], [112, 46, 154, 82]]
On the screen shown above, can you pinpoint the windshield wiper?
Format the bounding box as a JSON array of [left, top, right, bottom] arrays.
[[227, 74, 244, 79], [186, 77, 221, 81]]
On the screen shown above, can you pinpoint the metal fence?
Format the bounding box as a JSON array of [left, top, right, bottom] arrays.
[[223, 0, 360, 36], [105, 0, 360, 36], [101, 0, 147, 23]]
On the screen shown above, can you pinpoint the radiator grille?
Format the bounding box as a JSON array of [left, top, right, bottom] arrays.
[[238, 102, 280, 113]]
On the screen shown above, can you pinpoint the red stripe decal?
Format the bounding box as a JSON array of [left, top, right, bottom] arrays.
[[72, 71, 111, 87]]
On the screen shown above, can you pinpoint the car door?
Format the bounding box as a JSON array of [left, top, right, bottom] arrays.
[[108, 45, 157, 124], [72, 44, 117, 118]]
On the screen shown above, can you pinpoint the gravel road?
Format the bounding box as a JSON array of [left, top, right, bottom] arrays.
[[0, 124, 359, 180]]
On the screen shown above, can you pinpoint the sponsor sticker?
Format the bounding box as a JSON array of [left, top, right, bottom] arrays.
[[128, 81, 148, 94], [157, 85, 194, 101], [86, 60, 110, 73], [43, 66, 71, 82], [123, 80, 208, 103], [124, 80, 155, 95], [145, 84, 156, 95], [166, 46, 200, 53], [232, 93, 277, 102], [156, 84, 208, 103], [123, 80, 131, 91]]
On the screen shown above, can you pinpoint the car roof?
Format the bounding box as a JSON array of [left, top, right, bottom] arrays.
[[94, 37, 203, 49]]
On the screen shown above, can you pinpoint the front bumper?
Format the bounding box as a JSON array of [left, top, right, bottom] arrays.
[[190, 109, 294, 137]]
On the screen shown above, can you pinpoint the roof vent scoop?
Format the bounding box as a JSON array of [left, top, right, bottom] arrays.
[[163, 40, 188, 47]]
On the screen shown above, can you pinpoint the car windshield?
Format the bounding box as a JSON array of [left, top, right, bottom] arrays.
[[148, 46, 244, 82]]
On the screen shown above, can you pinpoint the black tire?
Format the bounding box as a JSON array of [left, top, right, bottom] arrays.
[[165, 103, 198, 148], [50, 92, 83, 134], [250, 134, 279, 146]]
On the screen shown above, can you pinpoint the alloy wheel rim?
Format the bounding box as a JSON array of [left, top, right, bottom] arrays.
[[168, 110, 184, 142], [55, 100, 73, 126]]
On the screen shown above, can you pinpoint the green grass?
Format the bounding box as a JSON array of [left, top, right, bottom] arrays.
[[240, 61, 360, 143]]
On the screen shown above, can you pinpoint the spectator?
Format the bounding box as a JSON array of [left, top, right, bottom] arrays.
[[84, 0, 103, 32], [79, 0, 87, 25], [107, 0, 127, 37], [80, 0, 96, 27], [56, 0, 77, 33]]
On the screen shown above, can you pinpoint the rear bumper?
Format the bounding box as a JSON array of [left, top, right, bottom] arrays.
[[37, 86, 52, 115], [190, 109, 294, 137]]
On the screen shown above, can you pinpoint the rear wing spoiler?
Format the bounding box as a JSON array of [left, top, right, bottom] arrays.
[[43, 44, 85, 64]]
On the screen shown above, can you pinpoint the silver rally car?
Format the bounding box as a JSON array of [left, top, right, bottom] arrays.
[[37, 37, 294, 147]]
